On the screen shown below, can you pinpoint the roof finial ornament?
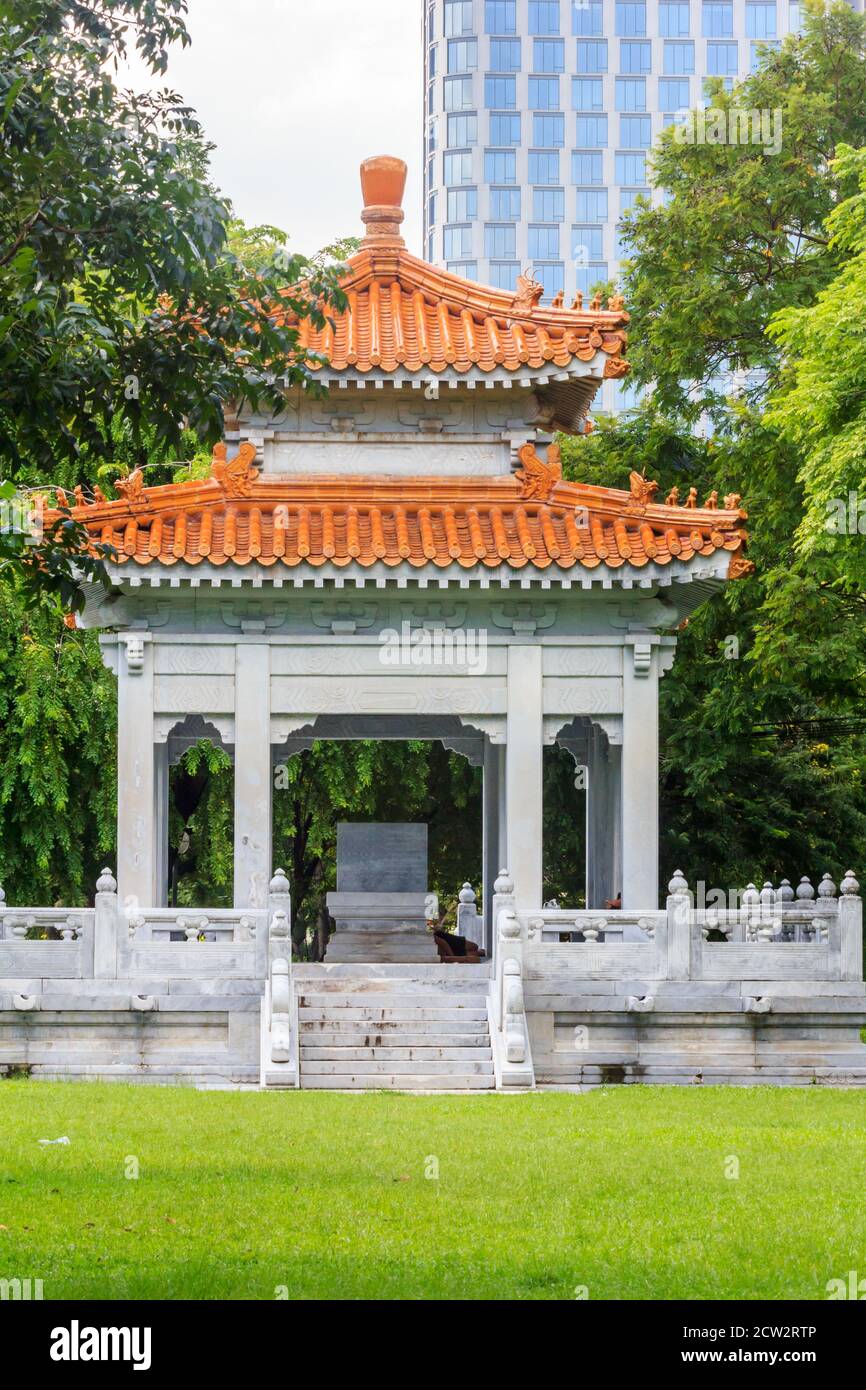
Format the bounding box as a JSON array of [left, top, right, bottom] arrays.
[[211, 441, 259, 498], [359, 155, 407, 247], [511, 269, 544, 314]]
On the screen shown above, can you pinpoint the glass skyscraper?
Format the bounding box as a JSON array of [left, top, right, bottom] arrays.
[[422, 0, 824, 411]]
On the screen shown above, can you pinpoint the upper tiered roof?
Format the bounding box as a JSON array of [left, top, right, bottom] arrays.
[[279, 156, 630, 383]]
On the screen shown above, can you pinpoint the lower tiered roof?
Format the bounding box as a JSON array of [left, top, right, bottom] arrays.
[[49, 444, 752, 578]]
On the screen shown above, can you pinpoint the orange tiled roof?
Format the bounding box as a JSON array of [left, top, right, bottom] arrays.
[[277, 156, 630, 380], [53, 446, 751, 577]]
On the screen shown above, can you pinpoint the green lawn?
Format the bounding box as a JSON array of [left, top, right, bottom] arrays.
[[0, 1082, 864, 1300]]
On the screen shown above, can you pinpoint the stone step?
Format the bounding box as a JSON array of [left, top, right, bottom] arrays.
[[296, 993, 488, 1010], [299, 1073, 495, 1090], [301, 1058, 494, 1076], [293, 974, 489, 993], [300, 1016, 489, 1037], [300, 1045, 494, 1062], [297, 1005, 488, 1023], [299, 1030, 492, 1048]]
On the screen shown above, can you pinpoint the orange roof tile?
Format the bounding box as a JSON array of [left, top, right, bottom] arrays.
[[53, 446, 751, 578], [275, 156, 630, 380]]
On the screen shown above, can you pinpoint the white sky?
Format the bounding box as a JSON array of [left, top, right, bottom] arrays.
[[123, 0, 423, 255]]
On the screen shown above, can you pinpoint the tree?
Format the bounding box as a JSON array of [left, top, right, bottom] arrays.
[[560, 410, 866, 893], [766, 143, 866, 590], [0, 0, 346, 483], [620, 1, 866, 422]]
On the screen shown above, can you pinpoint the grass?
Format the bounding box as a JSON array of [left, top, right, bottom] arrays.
[[0, 1082, 865, 1300]]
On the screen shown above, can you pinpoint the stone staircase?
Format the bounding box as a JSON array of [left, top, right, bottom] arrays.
[[294, 965, 494, 1090]]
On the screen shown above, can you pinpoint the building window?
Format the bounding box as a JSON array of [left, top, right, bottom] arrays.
[[485, 74, 516, 107], [577, 39, 608, 72], [485, 148, 517, 182], [789, 1, 801, 33], [573, 224, 605, 261], [448, 37, 478, 71], [447, 112, 478, 146], [529, 1, 561, 35], [533, 187, 565, 221], [444, 149, 473, 184], [575, 262, 608, 296], [616, 1, 647, 36], [533, 262, 566, 301], [620, 113, 651, 146], [615, 151, 647, 184], [533, 112, 565, 145], [447, 261, 478, 280], [575, 188, 608, 221], [489, 261, 520, 290], [485, 0, 517, 33], [529, 148, 561, 182], [447, 187, 477, 220], [444, 0, 474, 38], [534, 37, 565, 71], [746, 2, 777, 37], [490, 185, 521, 218], [659, 76, 690, 108], [615, 77, 646, 110], [620, 40, 651, 72], [427, 192, 437, 229], [444, 224, 473, 258], [659, 2, 690, 36], [572, 149, 604, 184], [529, 224, 561, 258], [444, 75, 474, 111], [572, 77, 604, 110], [573, 0, 603, 35], [576, 113, 608, 146], [490, 111, 521, 143], [490, 38, 521, 68], [620, 186, 648, 212], [702, 3, 734, 37], [428, 44, 437, 77], [529, 76, 560, 108], [664, 40, 695, 73], [485, 223, 517, 258], [707, 41, 739, 74], [750, 38, 780, 68]]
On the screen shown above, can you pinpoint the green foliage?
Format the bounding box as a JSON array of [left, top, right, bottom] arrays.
[[0, 582, 115, 904], [620, 1, 866, 421], [272, 741, 481, 955], [0, 0, 346, 479], [766, 144, 866, 588], [563, 408, 866, 891], [169, 741, 233, 908]]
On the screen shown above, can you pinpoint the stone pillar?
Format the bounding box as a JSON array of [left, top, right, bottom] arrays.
[[233, 643, 272, 909], [621, 640, 659, 910], [505, 645, 544, 911], [586, 727, 623, 909], [116, 632, 156, 911], [482, 739, 505, 952], [153, 742, 170, 908]]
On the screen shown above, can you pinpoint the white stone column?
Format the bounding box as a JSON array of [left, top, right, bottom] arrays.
[[153, 742, 170, 908], [505, 645, 544, 910], [233, 643, 273, 909], [621, 640, 659, 910], [116, 633, 156, 911], [482, 739, 505, 951]]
